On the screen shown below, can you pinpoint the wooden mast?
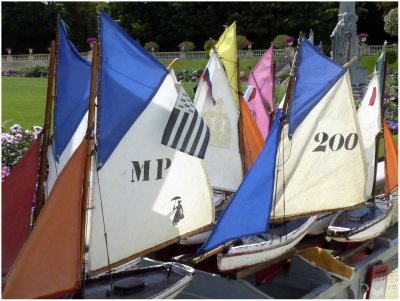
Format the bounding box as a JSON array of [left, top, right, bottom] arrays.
[[282, 32, 304, 118], [33, 35, 57, 223], [78, 41, 99, 296]]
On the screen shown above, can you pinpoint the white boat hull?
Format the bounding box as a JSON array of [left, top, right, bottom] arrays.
[[217, 216, 317, 273], [307, 212, 336, 235], [327, 195, 394, 242]]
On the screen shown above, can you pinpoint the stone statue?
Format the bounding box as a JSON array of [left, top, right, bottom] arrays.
[[330, 12, 352, 65]]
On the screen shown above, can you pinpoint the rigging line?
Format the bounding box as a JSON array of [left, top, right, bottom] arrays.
[[93, 10, 113, 292], [281, 123, 286, 226], [275, 133, 293, 167], [94, 152, 114, 290]]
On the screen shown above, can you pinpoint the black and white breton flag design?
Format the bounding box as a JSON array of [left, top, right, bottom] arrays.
[[162, 87, 210, 159]]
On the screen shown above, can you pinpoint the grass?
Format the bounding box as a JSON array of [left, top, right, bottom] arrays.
[[2, 77, 47, 129]]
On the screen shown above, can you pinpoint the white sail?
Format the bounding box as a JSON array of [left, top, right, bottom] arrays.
[[46, 113, 88, 196], [357, 74, 381, 197], [194, 52, 243, 192], [88, 73, 214, 273], [273, 71, 367, 219]]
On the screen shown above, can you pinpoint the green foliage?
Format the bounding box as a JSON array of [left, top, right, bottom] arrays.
[[178, 41, 195, 52], [236, 35, 249, 50], [272, 34, 290, 49], [203, 40, 212, 52], [20, 65, 48, 78], [144, 41, 160, 52], [384, 8, 398, 37]]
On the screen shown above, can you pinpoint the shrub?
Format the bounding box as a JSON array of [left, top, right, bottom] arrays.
[[144, 41, 160, 52], [384, 8, 398, 37], [2, 124, 42, 181], [178, 41, 195, 52], [2, 68, 18, 77], [175, 67, 204, 82], [273, 34, 291, 48], [21, 65, 48, 78], [375, 49, 398, 65], [237, 35, 250, 50]]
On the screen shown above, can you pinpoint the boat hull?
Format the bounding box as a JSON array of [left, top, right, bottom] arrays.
[[327, 195, 394, 242], [217, 216, 317, 273], [307, 212, 336, 235], [84, 260, 194, 299]]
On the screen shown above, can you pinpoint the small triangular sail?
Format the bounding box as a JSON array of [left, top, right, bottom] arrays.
[[383, 121, 398, 195], [211, 22, 239, 105], [246, 45, 275, 139], [88, 11, 213, 274], [47, 19, 91, 194], [240, 97, 265, 173], [2, 135, 41, 276], [357, 74, 381, 197], [3, 140, 88, 299], [194, 52, 243, 192]]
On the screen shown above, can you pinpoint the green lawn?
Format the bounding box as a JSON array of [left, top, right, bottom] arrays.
[[2, 77, 47, 129]]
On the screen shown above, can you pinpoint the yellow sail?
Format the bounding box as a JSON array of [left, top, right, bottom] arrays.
[[211, 22, 239, 105]]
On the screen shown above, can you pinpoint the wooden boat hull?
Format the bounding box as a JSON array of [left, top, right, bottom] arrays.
[[84, 260, 194, 299], [327, 195, 394, 242], [217, 216, 317, 273], [307, 212, 336, 235]]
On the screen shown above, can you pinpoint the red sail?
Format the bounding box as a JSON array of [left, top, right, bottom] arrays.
[[240, 97, 265, 173], [383, 121, 398, 195], [2, 136, 41, 276], [3, 140, 88, 299]]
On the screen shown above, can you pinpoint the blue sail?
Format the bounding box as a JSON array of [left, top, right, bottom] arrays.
[[97, 10, 167, 168], [288, 39, 345, 136], [199, 109, 283, 253], [54, 20, 91, 161]]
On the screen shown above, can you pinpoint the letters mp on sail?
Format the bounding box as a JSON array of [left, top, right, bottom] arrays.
[[162, 87, 210, 159]]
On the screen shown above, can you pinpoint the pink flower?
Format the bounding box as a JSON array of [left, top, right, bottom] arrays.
[[2, 166, 10, 181]]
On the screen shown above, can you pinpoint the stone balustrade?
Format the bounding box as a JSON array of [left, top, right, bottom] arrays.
[[1, 45, 397, 72]]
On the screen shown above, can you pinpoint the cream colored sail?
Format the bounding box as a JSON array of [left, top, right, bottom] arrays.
[[273, 71, 367, 219], [88, 73, 214, 273], [194, 52, 243, 192], [356, 74, 381, 197]]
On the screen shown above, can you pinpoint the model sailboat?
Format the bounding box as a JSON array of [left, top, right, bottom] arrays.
[[196, 36, 367, 273], [3, 10, 214, 298], [327, 43, 398, 242]]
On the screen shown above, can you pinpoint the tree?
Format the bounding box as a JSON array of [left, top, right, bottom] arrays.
[[384, 8, 398, 37]]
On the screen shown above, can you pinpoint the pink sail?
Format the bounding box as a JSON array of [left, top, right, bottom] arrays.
[[246, 46, 275, 139]]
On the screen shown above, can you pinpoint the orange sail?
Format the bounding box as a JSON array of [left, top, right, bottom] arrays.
[[3, 140, 88, 299], [240, 97, 265, 173], [383, 121, 398, 196], [2, 136, 41, 276]]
